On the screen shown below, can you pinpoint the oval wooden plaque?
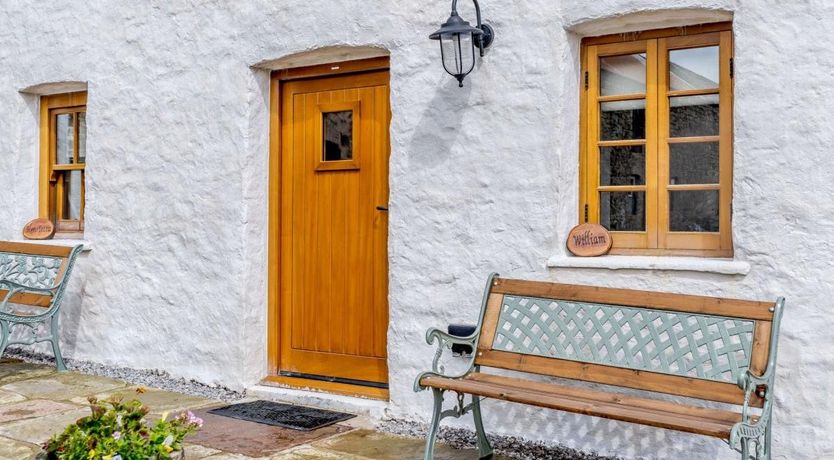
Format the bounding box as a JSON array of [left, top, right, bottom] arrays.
[[22, 218, 55, 240], [567, 223, 612, 257]]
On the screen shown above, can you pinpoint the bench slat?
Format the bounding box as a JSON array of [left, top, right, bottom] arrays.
[[0, 291, 52, 308], [492, 278, 774, 321], [0, 242, 74, 258], [476, 349, 762, 407], [466, 373, 742, 424], [421, 374, 743, 439]]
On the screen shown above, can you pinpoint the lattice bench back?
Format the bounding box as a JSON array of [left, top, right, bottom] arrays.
[[475, 277, 779, 407], [0, 242, 78, 309]]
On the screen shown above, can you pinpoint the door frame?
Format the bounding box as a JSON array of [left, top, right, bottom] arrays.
[[264, 56, 391, 400]]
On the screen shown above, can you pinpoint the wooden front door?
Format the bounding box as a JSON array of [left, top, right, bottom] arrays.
[[274, 68, 390, 392]]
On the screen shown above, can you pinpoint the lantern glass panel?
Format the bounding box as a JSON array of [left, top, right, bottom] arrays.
[[440, 32, 475, 77]]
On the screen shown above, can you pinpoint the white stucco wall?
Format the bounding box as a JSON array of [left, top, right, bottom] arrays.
[[2, 1, 832, 458]]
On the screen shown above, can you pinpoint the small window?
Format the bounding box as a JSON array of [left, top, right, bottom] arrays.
[[40, 92, 87, 238], [580, 24, 733, 257], [315, 101, 361, 172], [323, 111, 354, 161]]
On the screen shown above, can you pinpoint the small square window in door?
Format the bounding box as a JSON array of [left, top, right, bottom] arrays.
[[323, 111, 353, 161], [316, 101, 361, 172]]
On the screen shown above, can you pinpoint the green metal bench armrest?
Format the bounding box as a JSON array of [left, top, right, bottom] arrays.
[[0, 279, 58, 294], [426, 327, 478, 348], [729, 297, 785, 459], [414, 273, 500, 392]]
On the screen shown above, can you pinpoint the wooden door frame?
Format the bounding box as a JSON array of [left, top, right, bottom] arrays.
[[264, 57, 391, 400]]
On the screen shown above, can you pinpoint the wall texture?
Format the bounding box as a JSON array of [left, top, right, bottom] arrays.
[[2, 1, 832, 458]]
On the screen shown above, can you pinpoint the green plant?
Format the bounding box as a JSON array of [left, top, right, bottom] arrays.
[[41, 396, 203, 460]]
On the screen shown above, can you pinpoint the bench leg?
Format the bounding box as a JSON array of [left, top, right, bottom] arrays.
[[472, 396, 493, 459], [0, 319, 8, 359], [424, 388, 444, 460], [49, 315, 66, 372]]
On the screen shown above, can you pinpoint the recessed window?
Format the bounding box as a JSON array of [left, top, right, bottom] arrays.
[[323, 111, 353, 161], [580, 24, 733, 256], [40, 92, 88, 238]]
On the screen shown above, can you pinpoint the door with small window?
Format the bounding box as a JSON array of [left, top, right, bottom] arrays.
[[581, 25, 733, 256], [274, 70, 390, 393]]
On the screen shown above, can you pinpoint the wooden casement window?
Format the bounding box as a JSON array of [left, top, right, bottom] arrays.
[[39, 92, 87, 238], [580, 23, 734, 257]]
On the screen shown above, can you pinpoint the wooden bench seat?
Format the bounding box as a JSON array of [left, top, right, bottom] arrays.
[[421, 373, 745, 439], [0, 241, 85, 371], [414, 273, 785, 460]]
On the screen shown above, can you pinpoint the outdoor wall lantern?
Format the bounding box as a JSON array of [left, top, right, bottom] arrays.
[[429, 0, 495, 87]]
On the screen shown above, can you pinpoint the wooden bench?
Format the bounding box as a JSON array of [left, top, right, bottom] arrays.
[[415, 273, 784, 460], [0, 242, 85, 370]]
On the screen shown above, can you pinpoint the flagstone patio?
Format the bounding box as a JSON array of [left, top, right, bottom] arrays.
[[0, 360, 514, 460]]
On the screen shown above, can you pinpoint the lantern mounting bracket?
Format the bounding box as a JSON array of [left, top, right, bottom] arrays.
[[451, 0, 493, 56]]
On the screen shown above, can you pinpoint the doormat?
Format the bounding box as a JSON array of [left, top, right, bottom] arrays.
[[208, 400, 355, 431]]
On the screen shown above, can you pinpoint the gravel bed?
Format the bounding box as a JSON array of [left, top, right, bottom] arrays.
[[4, 347, 245, 403], [378, 419, 619, 460]]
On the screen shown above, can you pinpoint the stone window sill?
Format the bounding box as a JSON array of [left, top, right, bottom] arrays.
[[547, 254, 750, 275], [13, 239, 93, 252]]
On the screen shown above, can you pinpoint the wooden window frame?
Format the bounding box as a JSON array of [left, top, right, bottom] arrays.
[[579, 22, 734, 257], [39, 91, 88, 239]]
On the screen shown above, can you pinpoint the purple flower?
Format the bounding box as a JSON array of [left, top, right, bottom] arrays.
[[112, 431, 121, 440], [185, 411, 204, 428]]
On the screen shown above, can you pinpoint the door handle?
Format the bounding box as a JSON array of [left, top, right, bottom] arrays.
[[376, 206, 389, 212]]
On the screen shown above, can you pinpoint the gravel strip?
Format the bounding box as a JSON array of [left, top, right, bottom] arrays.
[[5, 347, 245, 403], [378, 419, 620, 460]]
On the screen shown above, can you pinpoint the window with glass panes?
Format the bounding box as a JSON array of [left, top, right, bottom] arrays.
[[40, 92, 87, 237], [580, 24, 733, 257]]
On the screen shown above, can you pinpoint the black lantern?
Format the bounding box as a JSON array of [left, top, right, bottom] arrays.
[[429, 0, 495, 87]]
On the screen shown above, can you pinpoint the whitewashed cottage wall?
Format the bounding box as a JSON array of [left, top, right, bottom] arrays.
[[1, 1, 832, 458]]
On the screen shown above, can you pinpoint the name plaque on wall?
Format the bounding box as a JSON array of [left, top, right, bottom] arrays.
[[22, 218, 55, 240], [566, 223, 612, 257]]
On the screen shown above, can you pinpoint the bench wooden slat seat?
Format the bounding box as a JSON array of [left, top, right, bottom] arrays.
[[421, 373, 745, 438], [414, 273, 785, 460], [0, 241, 84, 371]]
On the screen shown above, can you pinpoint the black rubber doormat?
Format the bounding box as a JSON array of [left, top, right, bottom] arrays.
[[208, 400, 355, 431]]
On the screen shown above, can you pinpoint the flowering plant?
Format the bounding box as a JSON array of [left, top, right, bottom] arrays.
[[41, 396, 203, 460]]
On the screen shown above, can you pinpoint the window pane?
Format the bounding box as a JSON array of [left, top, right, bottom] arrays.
[[669, 46, 719, 91], [600, 53, 646, 96], [78, 112, 87, 164], [600, 192, 645, 231], [670, 94, 719, 137], [600, 100, 645, 141], [670, 142, 719, 184], [670, 190, 719, 232], [62, 170, 83, 221], [600, 146, 645, 186], [55, 113, 74, 165], [323, 111, 353, 161]]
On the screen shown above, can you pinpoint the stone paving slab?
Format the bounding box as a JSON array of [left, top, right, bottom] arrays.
[[1, 371, 127, 401], [183, 443, 224, 459], [71, 386, 218, 415], [313, 429, 515, 460], [0, 389, 27, 404], [0, 407, 90, 445], [0, 360, 56, 385], [0, 399, 80, 424], [0, 435, 40, 460], [187, 408, 352, 458], [271, 445, 374, 459]]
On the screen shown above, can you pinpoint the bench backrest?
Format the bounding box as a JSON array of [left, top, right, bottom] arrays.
[[474, 275, 782, 408], [0, 242, 83, 308]]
